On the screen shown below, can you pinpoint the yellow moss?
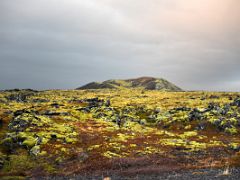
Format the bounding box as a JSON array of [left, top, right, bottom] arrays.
[[113, 133, 133, 142], [65, 137, 77, 144], [229, 143, 239, 150], [22, 136, 37, 148], [39, 151, 47, 156], [159, 138, 207, 151], [60, 147, 67, 153], [103, 151, 121, 158], [179, 131, 198, 139], [184, 125, 192, 130], [225, 127, 238, 135], [129, 144, 137, 148], [3, 154, 36, 174], [87, 144, 101, 151]]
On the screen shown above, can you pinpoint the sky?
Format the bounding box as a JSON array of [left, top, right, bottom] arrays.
[[0, 0, 239, 91]]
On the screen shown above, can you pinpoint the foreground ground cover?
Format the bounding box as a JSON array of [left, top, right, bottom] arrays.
[[0, 89, 240, 179]]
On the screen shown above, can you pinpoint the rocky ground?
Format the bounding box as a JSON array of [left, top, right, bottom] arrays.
[[34, 168, 240, 180], [0, 89, 240, 179]]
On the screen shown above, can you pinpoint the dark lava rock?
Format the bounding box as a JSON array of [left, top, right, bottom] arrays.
[[105, 99, 111, 107], [212, 118, 223, 127], [116, 118, 121, 127], [8, 116, 30, 132], [232, 98, 240, 107], [74, 97, 105, 108], [32, 98, 49, 103], [9, 113, 40, 132], [207, 102, 217, 111], [43, 111, 69, 116], [209, 95, 220, 99], [204, 102, 222, 114], [188, 108, 203, 121], [51, 134, 57, 140], [155, 108, 161, 114], [174, 107, 191, 112], [221, 104, 231, 115], [196, 122, 207, 130], [76, 107, 91, 113], [6, 91, 35, 102], [51, 103, 60, 108], [0, 118, 3, 128], [85, 97, 104, 107], [1, 133, 21, 151], [13, 109, 31, 117], [169, 107, 191, 114]]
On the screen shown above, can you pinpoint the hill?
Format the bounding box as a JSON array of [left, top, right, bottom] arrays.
[[77, 77, 182, 91]]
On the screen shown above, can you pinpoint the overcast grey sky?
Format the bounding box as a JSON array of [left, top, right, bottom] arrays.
[[0, 0, 239, 91]]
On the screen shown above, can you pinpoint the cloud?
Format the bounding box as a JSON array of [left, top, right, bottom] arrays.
[[0, 0, 239, 91]]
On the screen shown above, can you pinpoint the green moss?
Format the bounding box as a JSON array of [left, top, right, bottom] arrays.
[[22, 136, 37, 148], [30, 145, 40, 156], [43, 163, 56, 173], [65, 137, 77, 144], [3, 154, 36, 174], [229, 143, 239, 150], [225, 127, 238, 135]]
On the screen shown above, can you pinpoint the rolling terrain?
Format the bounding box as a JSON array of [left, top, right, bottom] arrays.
[[0, 80, 240, 179]]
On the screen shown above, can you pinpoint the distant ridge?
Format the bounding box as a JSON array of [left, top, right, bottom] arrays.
[[77, 77, 183, 91]]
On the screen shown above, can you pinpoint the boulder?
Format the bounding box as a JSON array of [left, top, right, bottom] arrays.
[[8, 115, 31, 132], [85, 97, 104, 107], [196, 122, 207, 130], [188, 108, 203, 121], [232, 98, 240, 107], [43, 110, 70, 116], [221, 104, 231, 115], [13, 109, 31, 117], [6, 91, 35, 102], [9, 113, 51, 132]]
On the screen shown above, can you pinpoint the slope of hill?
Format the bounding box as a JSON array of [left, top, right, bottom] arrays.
[[77, 77, 182, 91]]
